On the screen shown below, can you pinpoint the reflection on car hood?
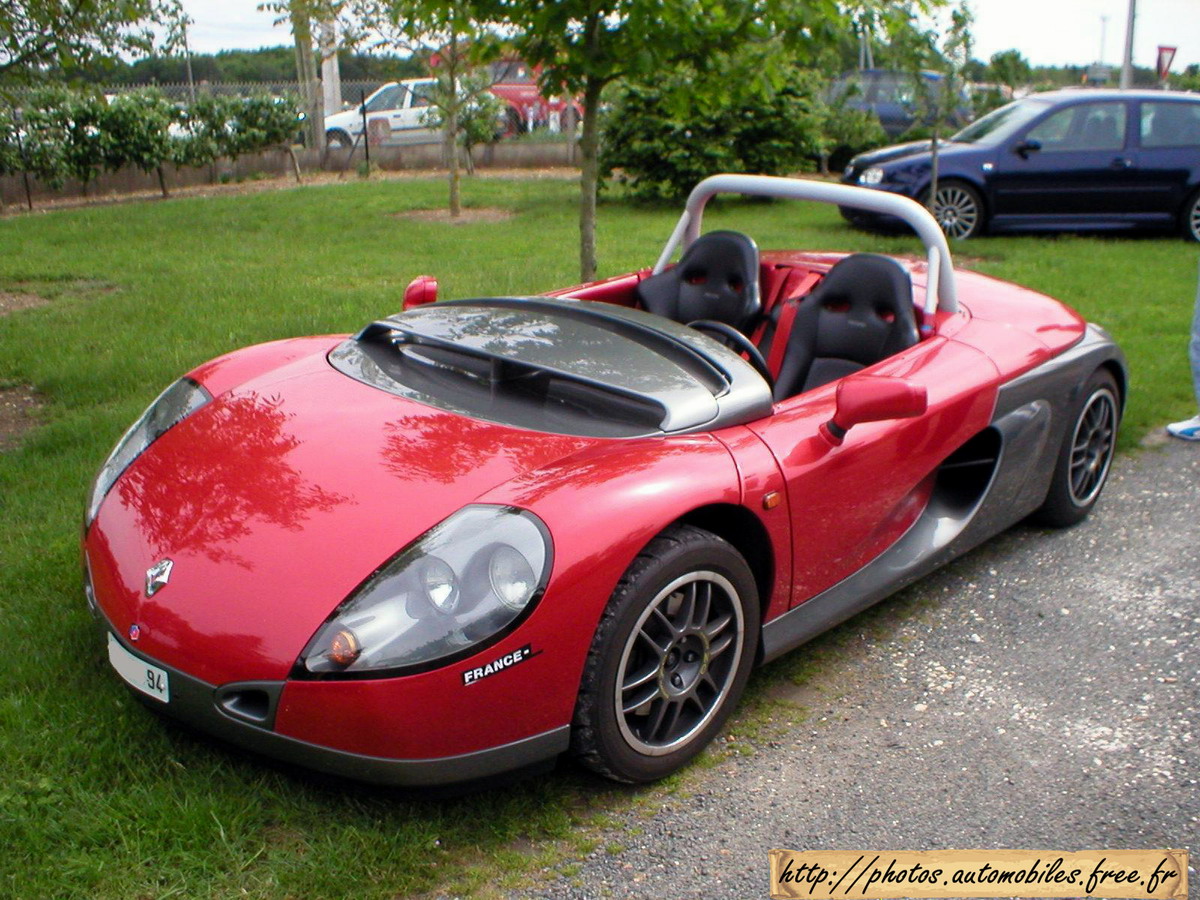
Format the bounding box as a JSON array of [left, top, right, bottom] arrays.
[[88, 349, 598, 684]]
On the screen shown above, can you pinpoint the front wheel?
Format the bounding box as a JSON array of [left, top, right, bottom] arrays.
[[1033, 369, 1120, 527], [326, 129, 352, 149], [1183, 189, 1200, 243], [922, 181, 985, 240], [571, 525, 759, 783]]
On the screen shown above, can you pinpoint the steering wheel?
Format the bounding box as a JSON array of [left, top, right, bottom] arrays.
[[687, 319, 773, 390]]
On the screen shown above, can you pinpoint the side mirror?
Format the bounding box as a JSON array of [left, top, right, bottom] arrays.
[[820, 374, 928, 446], [1015, 138, 1042, 159], [403, 275, 439, 310]]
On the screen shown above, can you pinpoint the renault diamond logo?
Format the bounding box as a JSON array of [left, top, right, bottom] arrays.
[[145, 559, 174, 597]]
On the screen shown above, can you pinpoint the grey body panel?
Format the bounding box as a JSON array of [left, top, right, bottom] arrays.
[[330, 297, 774, 438], [761, 324, 1125, 663]]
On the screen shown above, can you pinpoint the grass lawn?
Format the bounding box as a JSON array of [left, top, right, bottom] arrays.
[[0, 175, 1196, 899]]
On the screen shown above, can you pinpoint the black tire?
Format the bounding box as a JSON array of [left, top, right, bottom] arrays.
[[1183, 189, 1200, 243], [326, 129, 352, 149], [922, 180, 985, 240], [1033, 369, 1120, 528], [571, 524, 759, 783]]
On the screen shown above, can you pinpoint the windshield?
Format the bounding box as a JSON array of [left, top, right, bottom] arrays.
[[329, 299, 774, 438], [951, 97, 1052, 145]]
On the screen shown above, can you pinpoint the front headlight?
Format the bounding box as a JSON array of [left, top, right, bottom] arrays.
[[299, 506, 551, 678], [85, 377, 211, 527], [858, 166, 885, 186]]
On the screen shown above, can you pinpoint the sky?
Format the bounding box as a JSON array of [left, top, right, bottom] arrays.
[[179, 0, 1200, 72]]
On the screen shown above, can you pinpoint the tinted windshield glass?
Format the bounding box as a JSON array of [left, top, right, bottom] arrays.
[[952, 98, 1051, 144]]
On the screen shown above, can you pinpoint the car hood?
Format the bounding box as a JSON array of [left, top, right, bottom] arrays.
[[86, 349, 596, 685], [851, 139, 975, 168]]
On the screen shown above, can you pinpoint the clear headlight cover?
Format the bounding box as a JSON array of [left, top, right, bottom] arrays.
[[85, 377, 211, 526], [858, 166, 885, 186], [299, 506, 552, 678]]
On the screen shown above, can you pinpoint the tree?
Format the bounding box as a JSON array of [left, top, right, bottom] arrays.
[[482, 0, 841, 281], [603, 63, 827, 203], [0, 0, 178, 86], [350, 0, 503, 217], [988, 49, 1031, 92]]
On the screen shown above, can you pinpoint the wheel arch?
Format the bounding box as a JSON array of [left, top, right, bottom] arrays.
[[926, 175, 990, 208], [675, 503, 775, 628]]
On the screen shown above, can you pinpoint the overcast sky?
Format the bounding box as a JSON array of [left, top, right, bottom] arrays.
[[180, 0, 1200, 72]]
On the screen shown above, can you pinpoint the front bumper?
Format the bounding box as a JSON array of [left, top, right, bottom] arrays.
[[100, 625, 569, 787]]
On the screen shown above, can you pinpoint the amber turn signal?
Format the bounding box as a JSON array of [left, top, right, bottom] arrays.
[[328, 629, 361, 667]]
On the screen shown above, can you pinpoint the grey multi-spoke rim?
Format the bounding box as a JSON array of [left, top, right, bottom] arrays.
[[615, 571, 745, 757], [1069, 388, 1117, 507], [931, 185, 980, 239], [1188, 195, 1200, 241]]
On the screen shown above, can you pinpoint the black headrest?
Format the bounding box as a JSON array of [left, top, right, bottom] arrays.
[[637, 230, 761, 332], [772, 253, 919, 399]]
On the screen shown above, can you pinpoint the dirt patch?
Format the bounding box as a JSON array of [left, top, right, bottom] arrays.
[[0, 290, 52, 316], [1, 167, 577, 217], [389, 206, 515, 225], [0, 386, 43, 451]]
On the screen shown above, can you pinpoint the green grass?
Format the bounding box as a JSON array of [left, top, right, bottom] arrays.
[[1, 175, 1197, 899]]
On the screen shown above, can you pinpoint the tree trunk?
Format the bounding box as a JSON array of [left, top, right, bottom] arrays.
[[156, 165, 169, 198], [289, 3, 324, 153], [577, 76, 604, 283], [446, 102, 461, 217]]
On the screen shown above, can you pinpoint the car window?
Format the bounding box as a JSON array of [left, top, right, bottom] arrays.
[[1027, 101, 1126, 152], [953, 98, 1050, 144], [409, 82, 435, 108], [1140, 101, 1200, 148], [365, 85, 404, 113]]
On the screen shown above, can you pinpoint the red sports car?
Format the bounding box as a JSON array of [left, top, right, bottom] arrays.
[[83, 176, 1125, 786]]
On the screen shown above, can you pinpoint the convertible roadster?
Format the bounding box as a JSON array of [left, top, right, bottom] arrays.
[[83, 175, 1125, 786]]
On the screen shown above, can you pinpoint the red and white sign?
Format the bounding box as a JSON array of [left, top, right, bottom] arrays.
[[1157, 46, 1177, 81]]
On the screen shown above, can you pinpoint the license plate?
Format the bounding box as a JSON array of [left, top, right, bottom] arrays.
[[107, 633, 170, 703]]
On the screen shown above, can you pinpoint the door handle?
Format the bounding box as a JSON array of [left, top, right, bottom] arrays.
[[1110, 157, 1133, 169]]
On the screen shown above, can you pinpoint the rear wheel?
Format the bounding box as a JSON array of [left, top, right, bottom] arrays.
[[1033, 369, 1120, 527], [571, 524, 758, 783], [923, 180, 985, 240], [1183, 189, 1200, 243]]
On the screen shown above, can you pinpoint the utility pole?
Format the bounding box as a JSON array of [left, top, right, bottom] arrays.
[[1120, 0, 1136, 89], [1099, 15, 1108, 63]]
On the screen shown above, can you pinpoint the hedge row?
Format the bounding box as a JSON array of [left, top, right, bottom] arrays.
[[0, 88, 300, 196]]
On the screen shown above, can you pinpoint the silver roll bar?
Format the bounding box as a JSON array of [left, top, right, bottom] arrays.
[[652, 174, 958, 316]]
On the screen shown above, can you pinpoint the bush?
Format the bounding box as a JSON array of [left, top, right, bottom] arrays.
[[0, 88, 301, 197], [99, 89, 175, 176], [817, 103, 888, 172], [20, 87, 107, 189], [602, 67, 827, 203]]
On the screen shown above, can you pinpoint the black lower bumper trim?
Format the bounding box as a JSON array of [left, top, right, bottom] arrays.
[[105, 629, 570, 787]]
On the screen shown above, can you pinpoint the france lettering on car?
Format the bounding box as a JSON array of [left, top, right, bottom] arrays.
[[462, 645, 536, 685]]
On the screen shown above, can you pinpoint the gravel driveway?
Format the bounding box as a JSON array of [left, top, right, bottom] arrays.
[[513, 438, 1199, 899]]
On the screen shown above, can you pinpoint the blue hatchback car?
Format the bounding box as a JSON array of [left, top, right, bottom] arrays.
[[841, 89, 1200, 241]]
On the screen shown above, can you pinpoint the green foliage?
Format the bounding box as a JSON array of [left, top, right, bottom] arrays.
[[1, 88, 300, 193], [817, 102, 888, 171], [602, 66, 826, 203], [987, 49, 1032, 90], [0, 105, 22, 175], [20, 87, 108, 188], [421, 70, 506, 153], [0, 0, 175, 85], [99, 89, 175, 175], [224, 94, 301, 157]]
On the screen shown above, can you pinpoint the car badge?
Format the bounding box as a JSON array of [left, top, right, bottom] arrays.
[[145, 559, 174, 598], [128, 623, 141, 642]]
